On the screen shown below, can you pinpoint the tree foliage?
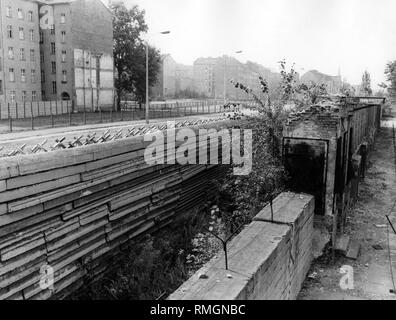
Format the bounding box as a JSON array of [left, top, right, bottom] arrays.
[[360, 70, 373, 96], [385, 61, 396, 101], [112, 3, 161, 109]]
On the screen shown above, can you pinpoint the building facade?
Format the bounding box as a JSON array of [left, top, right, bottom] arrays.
[[0, 0, 114, 111], [193, 56, 280, 101], [151, 54, 194, 100], [0, 0, 42, 104], [39, 0, 114, 110]]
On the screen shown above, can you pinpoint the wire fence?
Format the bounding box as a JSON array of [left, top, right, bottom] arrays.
[[0, 99, 252, 134]]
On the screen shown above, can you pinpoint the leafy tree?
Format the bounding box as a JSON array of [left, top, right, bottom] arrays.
[[218, 61, 302, 233], [385, 61, 396, 102], [360, 70, 373, 96], [112, 3, 161, 110]]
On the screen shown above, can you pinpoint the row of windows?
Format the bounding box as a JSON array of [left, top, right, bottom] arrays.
[[6, 26, 36, 41], [0, 87, 39, 102], [8, 68, 37, 83], [6, 47, 36, 61], [7, 68, 68, 83], [6, 7, 34, 22], [4, 46, 67, 64], [6, 7, 67, 24], [7, 26, 67, 44]]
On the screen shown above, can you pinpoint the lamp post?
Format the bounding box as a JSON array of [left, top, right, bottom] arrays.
[[223, 50, 243, 105], [146, 30, 171, 124]]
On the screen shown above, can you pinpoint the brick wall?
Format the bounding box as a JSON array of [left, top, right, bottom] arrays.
[[169, 192, 315, 300]]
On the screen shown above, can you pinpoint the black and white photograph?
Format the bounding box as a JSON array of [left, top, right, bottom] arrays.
[[0, 0, 395, 308]]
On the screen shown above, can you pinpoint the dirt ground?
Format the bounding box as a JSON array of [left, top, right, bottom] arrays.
[[298, 115, 396, 300]]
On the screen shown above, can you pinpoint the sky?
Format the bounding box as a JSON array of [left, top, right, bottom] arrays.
[[124, 0, 396, 89]]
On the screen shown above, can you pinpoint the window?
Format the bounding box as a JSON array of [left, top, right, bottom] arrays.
[[21, 69, 26, 82], [9, 68, 15, 82], [40, 52, 44, 63], [8, 47, 14, 60], [19, 27, 24, 40], [10, 91, 16, 102], [50, 25, 55, 35], [7, 26, 13, 38], [30, 49, 35, 61], [39, 31, 43, 43], [0, 80, 3, 95], [61, 31, 66, 43], [61, 50, 67, 62], [52, 81, 57, 94], [31, 69, 36, 83], [51, 62, 56, 74], [41, 70, 45, 83], [30, 29, 34, 41], [62, 70, 67, 83], [20, 48, 25, 61], [22, 91, 27, 102], [60, 13, 66, 24], [32, 91, 37, 101], [51, 42, 56, 55], [28, 11, 33, 22], [17, 9, 23, 20], [6, 7, 12, 18], [41, 90, 45, 99]]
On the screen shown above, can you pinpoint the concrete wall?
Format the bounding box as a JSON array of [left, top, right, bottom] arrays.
[[169, 192, 315, 300], [0, 122, 230, 300]]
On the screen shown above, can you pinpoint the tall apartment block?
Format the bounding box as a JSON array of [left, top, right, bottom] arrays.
[[38, 0, 114, 110], [0, 0, 114, 110], [0, 0, 43, 104], [193, 56, 265, 100]]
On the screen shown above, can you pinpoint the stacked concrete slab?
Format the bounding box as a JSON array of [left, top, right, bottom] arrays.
[[169, 192, 314, 300], [0, 121, 231, 300]]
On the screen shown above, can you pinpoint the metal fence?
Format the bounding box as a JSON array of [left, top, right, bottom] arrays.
[[0, 99, 248, 133]]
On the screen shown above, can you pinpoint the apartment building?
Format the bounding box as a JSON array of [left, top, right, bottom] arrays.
[[193, 56, 276, 100], [0, 0, 42, 104], [38, 0, 114, 110], [0, 0, 114, 110]]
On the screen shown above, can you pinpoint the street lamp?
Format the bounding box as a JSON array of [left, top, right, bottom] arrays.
[[146, 30, 171, 124], [223, 50, 243, 105]]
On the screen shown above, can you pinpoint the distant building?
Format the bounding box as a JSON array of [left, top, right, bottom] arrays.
[[301, 70, 342, 94], [193, 56, 281, 101], [152, 54, 194, 100]]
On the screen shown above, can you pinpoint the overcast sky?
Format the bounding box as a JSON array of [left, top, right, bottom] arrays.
[[125, 0, 395, 89]]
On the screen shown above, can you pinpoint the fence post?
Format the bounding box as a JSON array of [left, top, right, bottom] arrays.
[[15, 103, 18, 119], [9, 116, 12, 132], [23, 102, 26, 118], [69, 101, 72, 126], [30, 102, 34, 130], [100, 107, 103, 123], [84, 102, 87, 125]]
